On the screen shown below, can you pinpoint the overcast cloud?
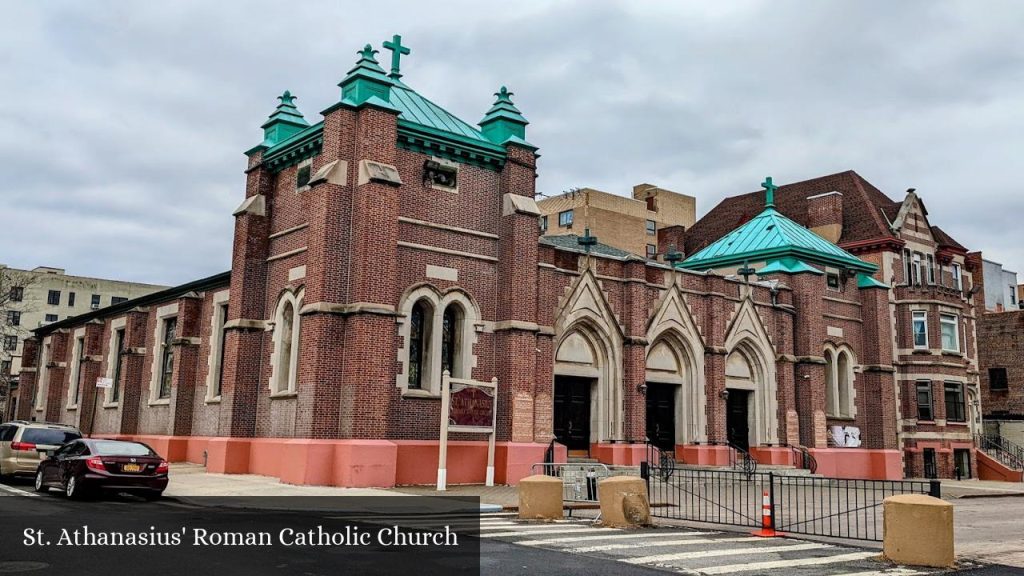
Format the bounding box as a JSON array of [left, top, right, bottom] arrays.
[[2, 1, 1022, 285]]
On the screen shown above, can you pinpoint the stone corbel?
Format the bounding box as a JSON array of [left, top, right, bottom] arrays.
[[309, 160, 348, 187], [233, 194, 266, 217], [224, 318, 268, 331], [502, 193, 541, 217]]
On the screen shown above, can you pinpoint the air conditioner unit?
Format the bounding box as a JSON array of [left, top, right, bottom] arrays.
[[90, 304, 100, 310]]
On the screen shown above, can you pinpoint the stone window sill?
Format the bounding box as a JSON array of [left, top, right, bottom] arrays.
[[940, 350, 962, 356], [402, 388, 441, 400], [827, 415, 856, 422], [205, 396, 222, 405], [102, 402, 119, 409], [148, 398, 171, 406], [269, 391, 297, 399], [911, 348, 931, 355], [65, 405, 78, 411]]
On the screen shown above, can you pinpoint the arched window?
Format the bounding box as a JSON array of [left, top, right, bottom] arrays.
[[408, 300, 432, 390], [271, 290, 302, 395], [837, 350, 852, 417], [824, 346, 856, 418], [398, 288, 478, 395], [441, 304, 462, 379]]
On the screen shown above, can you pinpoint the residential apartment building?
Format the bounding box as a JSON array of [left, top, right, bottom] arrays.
[[980, 258, 1020, 311], [538, 184, 696, 260], [1, 265, 166, 399]]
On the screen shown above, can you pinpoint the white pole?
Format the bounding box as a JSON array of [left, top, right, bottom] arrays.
[[437, 370, 451, 491], [485, 377, 498, 487]]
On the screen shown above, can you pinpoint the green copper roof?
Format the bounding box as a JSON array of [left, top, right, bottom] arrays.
[[757, 257, 823, 275], [683, 178, 876, 274], [256, 36, 530, 172], [479, 86, 531, 145], [857, 273, 888, 289], [257, 91, 310, 149]]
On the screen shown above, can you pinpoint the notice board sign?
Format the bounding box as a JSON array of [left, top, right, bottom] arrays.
[[438, 372, 498, 490]]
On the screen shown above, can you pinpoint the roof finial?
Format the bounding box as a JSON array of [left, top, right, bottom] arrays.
[[278, 90, 296, 106], [383, 34, 411, 80], [357, 44, 380, 65], [761, 176, 778, 208], [578, 227, 598, 255]]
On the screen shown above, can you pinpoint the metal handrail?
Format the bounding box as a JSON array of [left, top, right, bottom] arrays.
[[785, 443, 818, 474], [728, 443, 757, 477], [975, 434, 1024, 472]]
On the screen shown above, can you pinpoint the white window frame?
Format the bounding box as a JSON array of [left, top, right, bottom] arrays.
[[104, 317, 127, 406], [912, 310, 928, 349], [148, 303, 179, 405], [269, 289, 303, 397], [940, 313, 960, 353], [66, 328, 86, 410], [205, 290, 230, 403], [824, 345, 857, 418], [558, 210, 573, 227]]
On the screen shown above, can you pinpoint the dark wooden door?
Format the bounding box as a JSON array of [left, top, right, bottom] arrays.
[[726, 390, 750, 451], [554, 377, 591, 452], [645, 384, 676, 452]]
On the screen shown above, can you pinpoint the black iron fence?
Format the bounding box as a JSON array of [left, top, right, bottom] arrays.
[[644, 465, 940, 541]]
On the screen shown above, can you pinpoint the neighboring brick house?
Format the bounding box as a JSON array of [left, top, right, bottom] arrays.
[[13, 38, 984, 486], [686, 172, 984, 480]]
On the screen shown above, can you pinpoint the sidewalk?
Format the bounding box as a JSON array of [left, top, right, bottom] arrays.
[[936, 479, 1024, 499], [162, 464, 513, 510]]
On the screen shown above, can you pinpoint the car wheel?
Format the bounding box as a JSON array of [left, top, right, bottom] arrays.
[[65, 475, 83, 500], [34, 470, 48, 493]]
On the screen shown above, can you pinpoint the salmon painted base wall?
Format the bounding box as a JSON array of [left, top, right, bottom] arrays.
[[976, 449, 1024, 482], [810, 448, 903, 480], [96, 435, 566, 488], [676, 445, 732, 466]]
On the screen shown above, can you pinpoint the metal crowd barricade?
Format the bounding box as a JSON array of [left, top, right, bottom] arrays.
[[531, 462, 613, 503]]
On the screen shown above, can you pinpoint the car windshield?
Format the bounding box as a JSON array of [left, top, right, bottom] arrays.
[[91, 441, 154, 456], [21, 429, 81, 446]]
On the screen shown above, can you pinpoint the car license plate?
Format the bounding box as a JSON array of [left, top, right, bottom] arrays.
[[122, 464, 142, 473]]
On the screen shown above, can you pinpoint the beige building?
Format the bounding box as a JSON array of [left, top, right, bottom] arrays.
[[538, 183, 696, 259], [1, 265, 166, 387]]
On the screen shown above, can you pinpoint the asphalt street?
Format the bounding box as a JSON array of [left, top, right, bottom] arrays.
[[1, 478, 1022, 576]]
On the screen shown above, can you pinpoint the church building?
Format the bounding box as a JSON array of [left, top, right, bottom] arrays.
[[15, 37, 992, 486]]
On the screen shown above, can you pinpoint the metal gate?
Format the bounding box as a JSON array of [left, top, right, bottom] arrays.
[[645, 465, 940, 541]]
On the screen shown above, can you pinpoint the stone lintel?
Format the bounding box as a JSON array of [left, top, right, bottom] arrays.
[[299, 302, 398, 317]]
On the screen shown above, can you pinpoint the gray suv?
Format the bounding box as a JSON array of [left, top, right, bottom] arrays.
[[0, 421, 82, 478]]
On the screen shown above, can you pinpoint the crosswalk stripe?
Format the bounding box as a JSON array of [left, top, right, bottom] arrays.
[[621, 542, 831, 564], [699, 551, 878, 574], [518, 531, 715, 546], [480, 523, 589, 532], [569, 536, 765, 554], [827, 569, 923, 576], [483, 527, 620, 538]]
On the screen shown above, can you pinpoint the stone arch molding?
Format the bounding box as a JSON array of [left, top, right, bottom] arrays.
[[645, 284, 708, 443], [553, 269, 624, 443], [723, 297, 780, 446], [395, 283, 481, 396]]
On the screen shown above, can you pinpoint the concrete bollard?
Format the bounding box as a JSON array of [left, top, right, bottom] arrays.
[[518, 474, 563, 520], [597, 475, 650, 528], [883, 494, 955, 568]]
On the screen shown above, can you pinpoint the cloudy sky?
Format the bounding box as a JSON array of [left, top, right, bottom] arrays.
[[2, 1, 1022, 285]]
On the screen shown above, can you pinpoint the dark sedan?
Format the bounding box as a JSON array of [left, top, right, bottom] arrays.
[[34, 439, 169, 500]]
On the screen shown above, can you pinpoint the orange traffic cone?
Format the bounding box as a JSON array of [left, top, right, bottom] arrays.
[[751, 490, 783, 537]]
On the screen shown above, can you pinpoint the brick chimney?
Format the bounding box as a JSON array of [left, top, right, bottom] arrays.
[[657, 225, 686, 260], [806, 191, 843, 243]]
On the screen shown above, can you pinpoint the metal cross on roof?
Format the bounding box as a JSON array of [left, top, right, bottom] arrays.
[[664, 245, 684, 267], [383, 34, 411, 79], [577, 228, 598, 254], [737, 260, 757, 283], [762, 176, 778, 208]]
